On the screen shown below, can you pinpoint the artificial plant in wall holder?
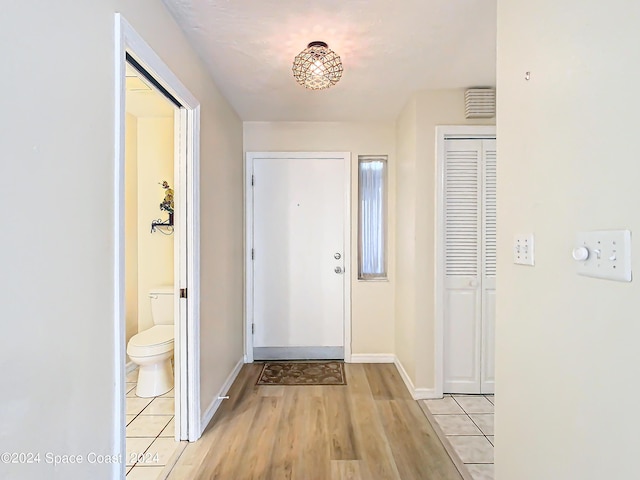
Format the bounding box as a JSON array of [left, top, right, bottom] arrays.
[[151, 181, 174, 234]]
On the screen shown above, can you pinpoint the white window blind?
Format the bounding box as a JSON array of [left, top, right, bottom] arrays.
[[358, 156, 387, 279]]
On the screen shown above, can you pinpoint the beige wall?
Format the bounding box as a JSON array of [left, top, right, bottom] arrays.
[[495, 1, 640, 478], [395, 89, 494, 389], [395, 97, 418, 380], [136, 117, 174, 332], [125, 113, 139, 348], [0, 2, 243, 479], [244, 121, 396, 355]]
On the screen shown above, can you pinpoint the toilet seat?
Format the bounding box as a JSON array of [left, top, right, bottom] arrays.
[[127, 325, 174, 358]]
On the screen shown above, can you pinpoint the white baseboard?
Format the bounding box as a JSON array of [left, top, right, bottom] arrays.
[[349, 353, 395, 363], [200, 357, 244, 434], [125, 361, 137, 375], [412, 388, 439, 400], [393, 357, 439, 400], [350, 354, 439, 399]]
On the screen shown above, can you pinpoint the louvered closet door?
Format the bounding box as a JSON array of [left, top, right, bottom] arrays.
[[443, 138, 496, 394], [444, 139, 483, 393], [481, 140, 496, 394]]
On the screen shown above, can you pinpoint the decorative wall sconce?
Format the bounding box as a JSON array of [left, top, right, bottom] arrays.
[[151, 181, 174, 234]]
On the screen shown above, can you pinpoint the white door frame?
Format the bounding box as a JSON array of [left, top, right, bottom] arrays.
[[244, 152, 352, 363], [114, 14, 202, 463], [434, 126, 496, 397]]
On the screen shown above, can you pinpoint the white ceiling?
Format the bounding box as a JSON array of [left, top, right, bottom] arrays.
[[162, 0, 496, 122]]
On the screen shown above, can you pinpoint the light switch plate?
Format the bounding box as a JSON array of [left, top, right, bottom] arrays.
[[514, 234, 535, 265], [574, 230, 632, 282]]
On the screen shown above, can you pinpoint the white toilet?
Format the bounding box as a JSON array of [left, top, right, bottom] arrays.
[[127, 286, 174, 397]]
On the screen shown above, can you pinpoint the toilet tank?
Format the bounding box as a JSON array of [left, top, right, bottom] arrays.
[[149, 286, 174, 325]]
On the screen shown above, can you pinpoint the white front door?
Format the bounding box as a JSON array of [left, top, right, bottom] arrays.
[[249, 153, 349, 360]]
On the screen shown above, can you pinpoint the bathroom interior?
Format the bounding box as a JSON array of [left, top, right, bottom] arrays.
[[124, 63, 184, 479]]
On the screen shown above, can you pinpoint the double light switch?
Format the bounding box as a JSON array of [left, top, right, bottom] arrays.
[[572, 230, 631, 282]]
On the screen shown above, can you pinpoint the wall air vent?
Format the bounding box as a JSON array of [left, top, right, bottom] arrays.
[[465, 88, 496, 119]]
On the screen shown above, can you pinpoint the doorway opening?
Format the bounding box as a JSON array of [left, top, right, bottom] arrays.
[[114, 13, 202, 478], [123, 57, 180, 478]]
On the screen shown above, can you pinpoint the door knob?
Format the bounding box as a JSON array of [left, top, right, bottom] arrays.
[[334, 266, 343, 274]]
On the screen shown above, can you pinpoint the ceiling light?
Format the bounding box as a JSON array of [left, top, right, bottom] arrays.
[[292, 41, 343, 90]]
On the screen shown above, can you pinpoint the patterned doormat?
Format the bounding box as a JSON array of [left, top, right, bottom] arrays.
[[256, 361, 346, 386]]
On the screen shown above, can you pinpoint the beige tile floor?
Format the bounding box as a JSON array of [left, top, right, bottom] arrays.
[[421, 394, 495, 480], [125, 369, 186, 479]]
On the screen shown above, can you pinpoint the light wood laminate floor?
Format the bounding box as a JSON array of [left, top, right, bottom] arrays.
[[168, 363, 462, 480]]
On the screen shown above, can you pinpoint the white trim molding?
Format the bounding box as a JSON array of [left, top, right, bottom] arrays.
[[200, 358, 244, 433], [349, 353, 395, 363], [393, 356, 438, 400], [113, 16, 128, 480], [125, 361, 137, 375], [349, 354, 440, 399], [412, 387, 439, 400]]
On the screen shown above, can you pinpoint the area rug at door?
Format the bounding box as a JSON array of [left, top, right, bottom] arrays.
[[256, 361, 346, 385]]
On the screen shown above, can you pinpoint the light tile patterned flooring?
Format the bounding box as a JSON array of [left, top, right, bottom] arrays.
[[421, 394, 495, 480], [125, 369, 186, 479]]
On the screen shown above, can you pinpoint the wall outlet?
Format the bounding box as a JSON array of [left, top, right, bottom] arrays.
[[514, 234, 535, 266]]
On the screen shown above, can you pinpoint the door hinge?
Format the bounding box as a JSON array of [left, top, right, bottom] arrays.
[[251, 248, 254, 260], [251, 323, 255, 334], [251, 175, 254, 186], [180, 288, 187, 299]]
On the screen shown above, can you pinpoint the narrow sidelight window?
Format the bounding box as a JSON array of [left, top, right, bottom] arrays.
[[358, 156, 387, 279]]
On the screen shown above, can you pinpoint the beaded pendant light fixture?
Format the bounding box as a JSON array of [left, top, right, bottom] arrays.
[[292, 41, 343, 90]]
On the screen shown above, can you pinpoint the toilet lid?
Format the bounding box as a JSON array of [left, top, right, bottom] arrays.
[[128, 325, 174, 348]]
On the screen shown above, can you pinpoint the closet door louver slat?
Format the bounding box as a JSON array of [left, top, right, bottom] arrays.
[[444, 147, 481, 277], [483, 144, 497, 278]]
